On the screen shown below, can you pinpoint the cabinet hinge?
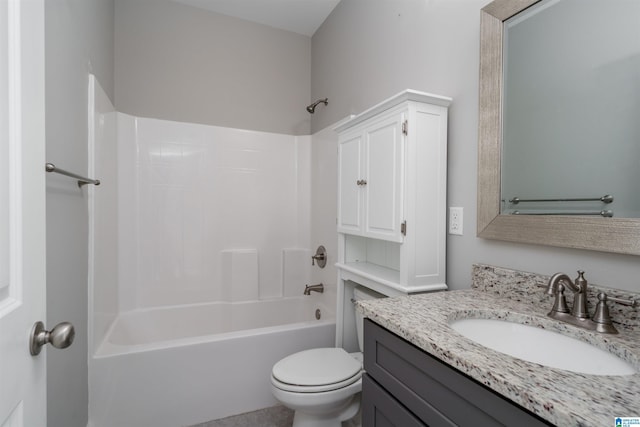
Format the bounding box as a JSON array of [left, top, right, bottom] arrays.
[[402, 120, 408, 136], [401, 221, 407, 236]]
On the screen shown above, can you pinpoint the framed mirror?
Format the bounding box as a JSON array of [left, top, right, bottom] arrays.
[[477, 0, 640, 255]]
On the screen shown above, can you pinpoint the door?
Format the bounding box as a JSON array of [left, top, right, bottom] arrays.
[[0, 0, 46, 426]]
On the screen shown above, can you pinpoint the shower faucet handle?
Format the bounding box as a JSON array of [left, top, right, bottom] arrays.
[[311, 245, 327, 268]]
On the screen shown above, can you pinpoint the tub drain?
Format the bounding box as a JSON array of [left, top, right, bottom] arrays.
[[315, 309, 321, 320]]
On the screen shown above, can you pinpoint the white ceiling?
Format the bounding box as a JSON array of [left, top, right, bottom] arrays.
[[171, 0, 341, 37]]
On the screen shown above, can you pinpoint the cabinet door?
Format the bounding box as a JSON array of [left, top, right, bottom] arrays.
[[337, 132, 363, 234], [362, 375, 427, 427], [364, 111, 405, 242]]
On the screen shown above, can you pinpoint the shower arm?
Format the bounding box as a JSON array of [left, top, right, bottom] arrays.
[[306, 98, 328, 114]]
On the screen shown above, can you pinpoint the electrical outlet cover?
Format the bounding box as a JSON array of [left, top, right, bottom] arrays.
[[449, 207, 463, 235]]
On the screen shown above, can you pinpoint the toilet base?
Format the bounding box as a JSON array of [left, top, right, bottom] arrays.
[[291, 393, 360, 427]]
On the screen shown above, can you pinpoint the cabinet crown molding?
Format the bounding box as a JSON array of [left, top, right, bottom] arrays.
[[334, 89, 452, 133]]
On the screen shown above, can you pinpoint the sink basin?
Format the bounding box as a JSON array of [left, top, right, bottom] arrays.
[[449, 318, 636, 376]]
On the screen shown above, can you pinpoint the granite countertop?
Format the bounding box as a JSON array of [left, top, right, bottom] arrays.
[[356, 285, 640, 426]]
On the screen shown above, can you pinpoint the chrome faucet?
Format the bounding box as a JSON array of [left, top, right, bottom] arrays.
[[545, 270, 637, 334], [304, 283, 324, 295]]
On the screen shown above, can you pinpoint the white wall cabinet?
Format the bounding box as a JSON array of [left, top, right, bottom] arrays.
[[335, 90, 451, 350], [338, 109, 405, 242]]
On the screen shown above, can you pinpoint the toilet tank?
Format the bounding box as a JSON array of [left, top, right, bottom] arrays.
[[353, 286, 386, 351]]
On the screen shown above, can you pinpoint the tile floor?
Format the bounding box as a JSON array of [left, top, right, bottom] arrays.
[[189, 405, 362, 427], [188, 406, 293, 427]]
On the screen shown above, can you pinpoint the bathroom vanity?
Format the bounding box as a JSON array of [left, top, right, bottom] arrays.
[[357, 265, 640, 427], [362, 319, 550, 426]]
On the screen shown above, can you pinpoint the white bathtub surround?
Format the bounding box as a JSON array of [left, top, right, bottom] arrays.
[[87, 89, 344, 427], [87, 75, 118, 355], [221, 249, 259, 302], [283, 248, 312, 297], [116, 114, 312, 309], [309, 118, 350, 292]]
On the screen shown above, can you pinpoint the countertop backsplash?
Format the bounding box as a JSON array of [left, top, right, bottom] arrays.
[[472, 264, 640, 331]]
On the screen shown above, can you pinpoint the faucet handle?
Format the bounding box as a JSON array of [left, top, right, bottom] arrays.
[[593, 292, 638, 334], [549, 283, 570, 314], [606, 295, 637, 307], [311, 245, 327, 268], [592, 293, 618, 334]]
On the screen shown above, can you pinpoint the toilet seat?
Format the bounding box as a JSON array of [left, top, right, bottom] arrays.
[[271, 348, 362, 393]]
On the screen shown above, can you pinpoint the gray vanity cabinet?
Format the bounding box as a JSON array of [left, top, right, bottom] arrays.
[[362, 319, 552, 427]]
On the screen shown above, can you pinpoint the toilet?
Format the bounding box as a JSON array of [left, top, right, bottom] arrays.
[[270, 286, 383, 427]]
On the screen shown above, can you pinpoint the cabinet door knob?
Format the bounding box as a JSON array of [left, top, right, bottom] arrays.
[[356, 179, 362, 186], [361, 180, 367, 186]]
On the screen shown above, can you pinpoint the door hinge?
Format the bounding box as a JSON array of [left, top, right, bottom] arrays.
[[401, 220, 407, 236], [402, 120, 408, 135]]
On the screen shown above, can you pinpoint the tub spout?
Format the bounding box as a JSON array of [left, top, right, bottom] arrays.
[[304, 283, 324, 295]]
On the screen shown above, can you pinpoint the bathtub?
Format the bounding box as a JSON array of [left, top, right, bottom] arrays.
[[89, 296, 336, 427]]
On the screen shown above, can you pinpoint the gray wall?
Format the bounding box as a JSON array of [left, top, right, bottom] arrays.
[[311, 0, 640, 292], [45, 1, 114, 426], [114, 0, 311, 136]]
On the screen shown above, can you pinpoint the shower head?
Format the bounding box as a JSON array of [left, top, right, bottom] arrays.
[[306, 98, 328, 114]]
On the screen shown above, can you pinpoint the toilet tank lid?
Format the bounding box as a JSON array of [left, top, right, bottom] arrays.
[[272, 348, 361, 387], [353, 285, 385, 301]]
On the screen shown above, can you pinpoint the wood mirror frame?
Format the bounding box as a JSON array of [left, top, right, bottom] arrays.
[[477, 0, 640, 255]]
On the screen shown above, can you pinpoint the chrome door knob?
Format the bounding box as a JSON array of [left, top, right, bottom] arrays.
[[29, 321, 75, 356]]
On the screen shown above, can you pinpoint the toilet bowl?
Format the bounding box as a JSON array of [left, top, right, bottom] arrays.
[[270, 286, 384, 427], [271, 348, 362, 427]]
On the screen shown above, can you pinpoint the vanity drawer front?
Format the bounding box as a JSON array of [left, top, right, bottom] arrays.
[[362, 374, 427, 427], [364, 319, 551, 427]]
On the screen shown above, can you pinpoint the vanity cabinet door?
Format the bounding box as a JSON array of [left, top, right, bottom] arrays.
[[362, 374, 427, 427]]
